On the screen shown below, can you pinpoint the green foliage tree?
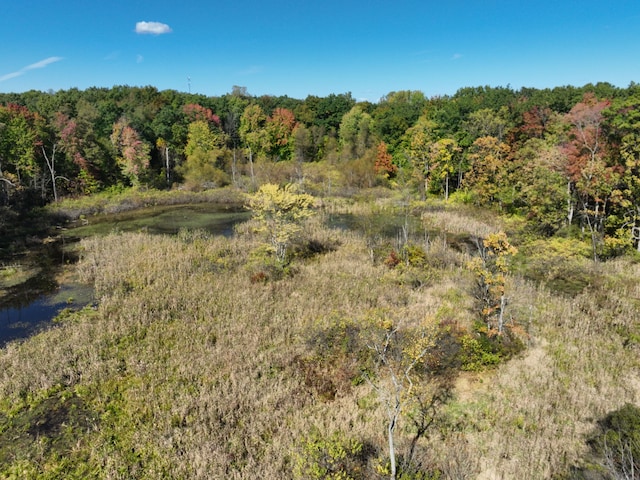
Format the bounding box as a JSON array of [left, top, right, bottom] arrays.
[[339, 106, 375, 161], [374, 91, 427, 152], [247, 183, 315, 263], [306, 92, 356, 132], [463, 107, 511, 143], [239, 104, 268, 187], [510, 138, 569, 234], [604, 94, 640, 252], [429, 137, 460, 200], [179, 120, 230, 187], [462, 136, 510, 206], [403, 115, 437, 198], [0, 104, 42, 191]]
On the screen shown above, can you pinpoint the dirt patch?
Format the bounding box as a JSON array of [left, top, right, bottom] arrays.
[[453, 370, 494, 403]]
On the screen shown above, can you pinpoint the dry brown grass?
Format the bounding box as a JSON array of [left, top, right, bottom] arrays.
[[0, 204, 638, 478], [438, 267, 640, 479]]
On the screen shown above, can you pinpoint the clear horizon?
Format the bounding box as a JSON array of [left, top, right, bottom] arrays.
[[2, 0, 639, 102]]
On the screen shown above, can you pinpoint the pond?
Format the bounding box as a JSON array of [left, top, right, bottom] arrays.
[[0, 203, 251, 347], [66, 203, 251, 238], [1, 204, 440, 347]]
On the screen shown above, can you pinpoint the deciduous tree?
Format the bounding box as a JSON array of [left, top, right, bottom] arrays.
[[0, 104, 42, 189], [110, 118, 151, 186], [467, 232, 517, 334], [374, 141, 397, 179], [429, 137, 460, 200], [265, 107, 298, 161], [339, 106, 375, 161], [462, 136, 510, 206], [239, 104, 268, 187], [365, 317, 450, 480], [561, 93, 614, 259], [179, 120, 230, 187], [604, 94, 640, 252], [403, 115, 436, 198], [247, 183, 315, 263]]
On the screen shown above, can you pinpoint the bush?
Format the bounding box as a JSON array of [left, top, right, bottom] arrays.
[[293, 428, 368, 480], [591, 404, 640, 478], [516, 237, 597, 296], [246, 183, 315, 263], [458, 322, 525, 372]]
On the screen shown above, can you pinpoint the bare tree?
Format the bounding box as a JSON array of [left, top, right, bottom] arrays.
[[41, 143, 67, 202], [602, 433, 639, 480], [365, 322, 447, 479]]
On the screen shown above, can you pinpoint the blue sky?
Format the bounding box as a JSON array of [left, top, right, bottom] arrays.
[[1, 0, 639, 102]]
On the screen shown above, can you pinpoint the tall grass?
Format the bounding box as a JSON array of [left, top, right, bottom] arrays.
[[0, 205, 638, 478]]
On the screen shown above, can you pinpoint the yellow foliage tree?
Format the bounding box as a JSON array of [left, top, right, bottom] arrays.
[[247, 183, 315, 263], [468, 231, 518, 334]]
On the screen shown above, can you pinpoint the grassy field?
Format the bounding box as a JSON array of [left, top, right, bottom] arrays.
[[0, 197, 638, 479]]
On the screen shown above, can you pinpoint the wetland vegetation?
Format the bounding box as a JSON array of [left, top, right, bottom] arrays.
[[1, 83, 640, 478]]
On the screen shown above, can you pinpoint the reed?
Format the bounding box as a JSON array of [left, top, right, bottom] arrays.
[[0, 204, 637, 479]]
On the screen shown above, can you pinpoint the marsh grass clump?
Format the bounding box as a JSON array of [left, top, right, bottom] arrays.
[[0, 200, 638, 479]]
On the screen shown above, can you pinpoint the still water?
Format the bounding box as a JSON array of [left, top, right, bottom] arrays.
[[0, 204, 250, 346], [0, 204, 426, 346]]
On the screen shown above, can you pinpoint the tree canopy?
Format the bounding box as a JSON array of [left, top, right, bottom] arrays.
[[2, 81, 640, 254]]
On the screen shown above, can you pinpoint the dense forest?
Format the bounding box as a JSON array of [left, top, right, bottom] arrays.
[[2, 81, 640, 257], [1, 83, 640, 479]]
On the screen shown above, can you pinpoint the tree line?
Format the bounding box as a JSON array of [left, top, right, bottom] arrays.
[[2, 81, 640, 257]]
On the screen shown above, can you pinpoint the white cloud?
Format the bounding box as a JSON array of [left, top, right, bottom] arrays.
[[0, 56, 63, 82], [135, 21, 172, 35], [104, 51, 120, 61], [24, 57, 64, 70], [452, 53, 463, 60], [0, 71, 24, 82]]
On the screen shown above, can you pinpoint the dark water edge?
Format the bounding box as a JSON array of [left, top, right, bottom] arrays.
[[0, 283, 95, 347], [1, 205, 439, 347], [0, 203, 251, 347], [65, 203, 251, 238]]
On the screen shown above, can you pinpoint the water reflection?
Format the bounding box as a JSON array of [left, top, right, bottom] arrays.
[[0, 204, 250, 346], [0, 283, 94, 347], [68, 204, 250, 238]]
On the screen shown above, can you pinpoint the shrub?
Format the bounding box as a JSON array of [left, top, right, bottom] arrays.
[[293, 428, 367, 480], [458, 322, 524, 372], [591, 404, 640, 478], [516, 237, 598, 296]]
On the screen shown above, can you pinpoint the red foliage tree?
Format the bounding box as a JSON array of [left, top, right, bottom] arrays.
[[110, 118, 151, 185], [183, 104, 220, 126], [374, 141, 397, 178], [265, 108, 298, 160], [561, 93, 616, 258], [520, 106, 553, 140]]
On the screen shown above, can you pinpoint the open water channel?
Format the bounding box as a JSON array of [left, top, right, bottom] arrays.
[[0, 203, 428, 347], [0, 203, 251, 347]]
